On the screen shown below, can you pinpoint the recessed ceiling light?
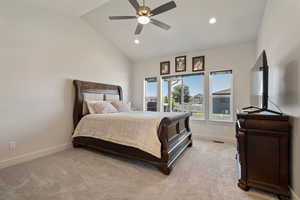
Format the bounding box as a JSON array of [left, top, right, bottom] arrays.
[[209, 17, 217, 24], [134, 39, 140, 44]]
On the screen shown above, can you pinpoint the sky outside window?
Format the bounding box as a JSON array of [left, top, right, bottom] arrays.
[[211, 74, 232, 92], [183, 75, 204, 96], [158, 73, 232, 98], [146, 82, 158, 97], [146, 73, 232, 98]]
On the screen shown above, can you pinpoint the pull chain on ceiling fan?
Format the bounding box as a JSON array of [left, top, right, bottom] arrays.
[[109, 0, 177, 35]]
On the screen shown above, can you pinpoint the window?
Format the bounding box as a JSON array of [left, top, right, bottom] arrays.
[[162, 73, 205, 119], [144, 77, 158, 111], [209, 70, 233, 121], [143, 69, 234, 122]]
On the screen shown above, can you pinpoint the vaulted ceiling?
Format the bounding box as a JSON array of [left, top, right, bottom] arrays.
[[82, 0, 267, 62], [25, 0, 109, 16], [26, 0, 267, 62]]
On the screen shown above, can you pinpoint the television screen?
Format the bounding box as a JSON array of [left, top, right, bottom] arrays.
[[250, 50, 269, 109]]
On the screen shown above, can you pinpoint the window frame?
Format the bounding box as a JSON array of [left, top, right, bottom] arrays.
[[142, 69, 234, 123], [143, 77, 160, 112], [208, 70, 234, 122], [160, 72, 206, 120]]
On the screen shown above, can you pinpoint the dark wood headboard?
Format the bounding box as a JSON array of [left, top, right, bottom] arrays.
[[73, 80, 123, 129]]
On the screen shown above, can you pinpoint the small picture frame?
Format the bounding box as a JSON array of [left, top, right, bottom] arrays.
[[192, 56, 205, 72], [160, 61, 170, 75], [175, 56, 186, 72]]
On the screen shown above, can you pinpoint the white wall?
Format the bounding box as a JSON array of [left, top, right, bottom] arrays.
[[0, 1, 132, 167], [257, 0, 300, 198], [131, 41, 256, 142]]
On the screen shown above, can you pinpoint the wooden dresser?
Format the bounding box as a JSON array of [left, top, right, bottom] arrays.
[[236, 111, 291, 199]]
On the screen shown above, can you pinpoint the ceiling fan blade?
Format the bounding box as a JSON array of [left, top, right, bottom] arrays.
[[151, 1, 177, 16], [109, 16, 137, 20], [128, 0, 140, 12], [135, 23, 143, 35], [150, 19, 171, 30]]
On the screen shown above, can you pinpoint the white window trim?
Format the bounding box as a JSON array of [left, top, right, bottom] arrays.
[[160, 72, 206, 120], [143, 79, 146, 111], [143, 76, 160, 112], [208, 70, 234, 122], [159, 78, 163, 112]]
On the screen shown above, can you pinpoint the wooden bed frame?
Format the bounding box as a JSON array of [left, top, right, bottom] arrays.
[[73, 80, 192, 175]]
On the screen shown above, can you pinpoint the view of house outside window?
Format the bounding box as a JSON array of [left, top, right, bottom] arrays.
[[209, 70, 233, 121], [162, 73, 205, 119], [144, 77, 158, 111]]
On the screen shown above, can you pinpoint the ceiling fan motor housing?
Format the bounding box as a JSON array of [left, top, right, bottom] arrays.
[[138, 7, 152, 16]]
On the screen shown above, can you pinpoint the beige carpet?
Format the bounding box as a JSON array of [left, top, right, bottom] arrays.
[[0, 139, 277, 200]]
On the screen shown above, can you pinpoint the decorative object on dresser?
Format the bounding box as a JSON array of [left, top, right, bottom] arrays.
[[73, 80, 193, 175], [192, 56, 205, 72], [160, 61, 170, 75], [236, 111, 291, 200], [175, 56, 186, 72]]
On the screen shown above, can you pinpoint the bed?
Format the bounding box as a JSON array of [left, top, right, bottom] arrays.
[[72, 80, 192, 175]]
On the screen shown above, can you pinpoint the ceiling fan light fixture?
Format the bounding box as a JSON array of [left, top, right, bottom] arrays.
[[137, 16, 150, 24], [209, 17, 217, 24]]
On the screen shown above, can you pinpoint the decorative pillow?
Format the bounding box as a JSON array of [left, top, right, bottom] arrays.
[[87, 101, 118, 114], [82, 93, 104, 115], [111, 101, 131, 112], [85, 101, 99, 114]]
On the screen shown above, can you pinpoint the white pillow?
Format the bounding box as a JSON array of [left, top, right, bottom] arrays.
[[111, 101, 131, 112], [82, 94, 104, 115], [87, 101, 118, 114], [85, 101, 99, 114]]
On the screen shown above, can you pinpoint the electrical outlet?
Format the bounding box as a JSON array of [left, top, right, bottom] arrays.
[[9, 141, 16, 152]]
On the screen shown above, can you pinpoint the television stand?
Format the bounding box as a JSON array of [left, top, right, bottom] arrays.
[[242, 106, 260, 110], [236, 111, 291, 199], [242, 106, 282, 115]]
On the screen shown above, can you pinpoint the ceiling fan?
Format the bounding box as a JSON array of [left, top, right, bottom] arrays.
[[109, 0, 177, 35]]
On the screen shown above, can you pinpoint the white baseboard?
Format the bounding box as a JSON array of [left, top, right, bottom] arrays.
[[290, 187, 300, 200], [193, 134, 236, 144], [0, 143, 72, 170]]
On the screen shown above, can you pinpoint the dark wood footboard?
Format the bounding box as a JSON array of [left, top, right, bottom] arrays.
[[158, 112, 193, 174]]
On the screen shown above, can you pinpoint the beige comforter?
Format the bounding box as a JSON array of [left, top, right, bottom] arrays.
[[73, 112, 183, 158]]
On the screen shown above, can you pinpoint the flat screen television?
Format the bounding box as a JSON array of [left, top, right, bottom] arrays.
[[250, 50, 269, 109], [247, 50, 282, 115]]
